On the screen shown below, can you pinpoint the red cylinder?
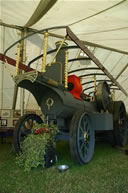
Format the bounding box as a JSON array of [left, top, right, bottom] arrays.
[[68, 75, 82, 100]]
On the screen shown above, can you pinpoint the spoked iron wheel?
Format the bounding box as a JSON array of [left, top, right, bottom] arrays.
[[13, 114, 43, 153], [108, 101, 128, 146], [69, 111, 95, 164]]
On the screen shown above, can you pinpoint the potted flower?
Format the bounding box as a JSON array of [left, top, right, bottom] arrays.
[[16, 123, 58, 171]]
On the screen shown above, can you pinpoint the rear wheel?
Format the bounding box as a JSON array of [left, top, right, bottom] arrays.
[[108, 101, 128, 146], [69, 111, 95, 164], [13, 114, 43, 153]]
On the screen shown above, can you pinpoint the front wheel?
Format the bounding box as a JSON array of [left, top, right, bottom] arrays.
[[69, 111, 95, 164], [13, 114, 43, 153]]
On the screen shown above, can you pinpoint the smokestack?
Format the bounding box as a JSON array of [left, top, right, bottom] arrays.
[[55, 41, 68, 82]]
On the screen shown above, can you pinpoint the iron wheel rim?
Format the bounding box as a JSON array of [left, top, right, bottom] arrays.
[[117, 103, 128, 146], [77, 113, 94, 163]]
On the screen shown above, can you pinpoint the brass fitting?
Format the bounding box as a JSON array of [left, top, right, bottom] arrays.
[[65, 49, 68, 89], [42, 32, 48, 72]]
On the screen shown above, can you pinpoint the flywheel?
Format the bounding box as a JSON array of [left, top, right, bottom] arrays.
[[95, 81, 112, 111]]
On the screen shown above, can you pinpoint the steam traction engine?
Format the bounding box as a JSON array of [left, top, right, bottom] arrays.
[[6, 27, 127, 164]]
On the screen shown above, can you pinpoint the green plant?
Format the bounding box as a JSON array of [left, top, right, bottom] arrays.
[[16, 123, 58, 172]]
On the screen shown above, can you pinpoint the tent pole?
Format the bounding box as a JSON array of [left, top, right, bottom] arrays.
[[66, 26, 128, 96], [1, 21, 128, 56], [24, 0, 57, 27], [20, 88, 24, 116], [0, 26, 5, 109], [115, 63, 128, 80], [20, 30, 27, 116], [12, 30, 27, 115]]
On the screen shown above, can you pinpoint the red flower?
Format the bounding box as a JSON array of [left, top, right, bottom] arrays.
[[42, 128, 46, 132], [34, 127, 53, 134], [35, 128, 42, 134]]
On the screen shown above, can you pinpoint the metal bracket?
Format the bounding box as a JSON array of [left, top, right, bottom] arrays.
[[14, 71, 38, 85]]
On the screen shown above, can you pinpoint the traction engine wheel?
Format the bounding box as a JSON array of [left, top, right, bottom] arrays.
[[95, 81, 112, 111], [69, 111, 95, 164], [13, 114, 43, 153], [108, 101, 128, 146]]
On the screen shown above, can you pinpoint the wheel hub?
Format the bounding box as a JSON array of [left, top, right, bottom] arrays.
[[84, 132, 88, 141]]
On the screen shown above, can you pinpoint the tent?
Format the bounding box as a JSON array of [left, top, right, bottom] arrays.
[[0, 0, 128, 119]]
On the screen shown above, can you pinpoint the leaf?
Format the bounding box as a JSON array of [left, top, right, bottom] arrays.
[[16, 123, 58, 171]]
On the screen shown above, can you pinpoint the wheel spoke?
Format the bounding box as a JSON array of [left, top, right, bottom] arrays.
[[80, 126, 84, 133], [120, 108, 124, 114], [29, 119, 33, 127], [80, 137, 90, 159], [78, 116, 93, 161], [25, 121, 31, 130], [83, 120, 88, 131], [84, 143, 89, 158], [86, 125, 89, 132], [111, 102, 127, 146], [79, 135, 84, 141], [22, 130, 30, 135], [80, 141, 85, 151], [85, 141, 89, 149], [23, 122, 29, 130]]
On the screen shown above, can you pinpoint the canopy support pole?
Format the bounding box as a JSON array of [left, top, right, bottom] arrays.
[[12, 30, 26, 114], [0, 26, 5, 109], [66, 26, 128, 96]]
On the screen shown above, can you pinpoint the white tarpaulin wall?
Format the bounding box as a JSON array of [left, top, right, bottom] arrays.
[[0, 0, 128, 111]]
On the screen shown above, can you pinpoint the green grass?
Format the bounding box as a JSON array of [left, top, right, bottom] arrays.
[[0, 139, 128, 193]]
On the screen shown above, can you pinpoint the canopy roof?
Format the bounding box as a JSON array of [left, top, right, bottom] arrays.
[[0, 0, 128, 111]]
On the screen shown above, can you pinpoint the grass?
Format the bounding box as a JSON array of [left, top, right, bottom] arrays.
[[0, 138, 128, 193]]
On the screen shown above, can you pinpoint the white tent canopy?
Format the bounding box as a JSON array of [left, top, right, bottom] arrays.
[[0, 0, 128, 112]]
